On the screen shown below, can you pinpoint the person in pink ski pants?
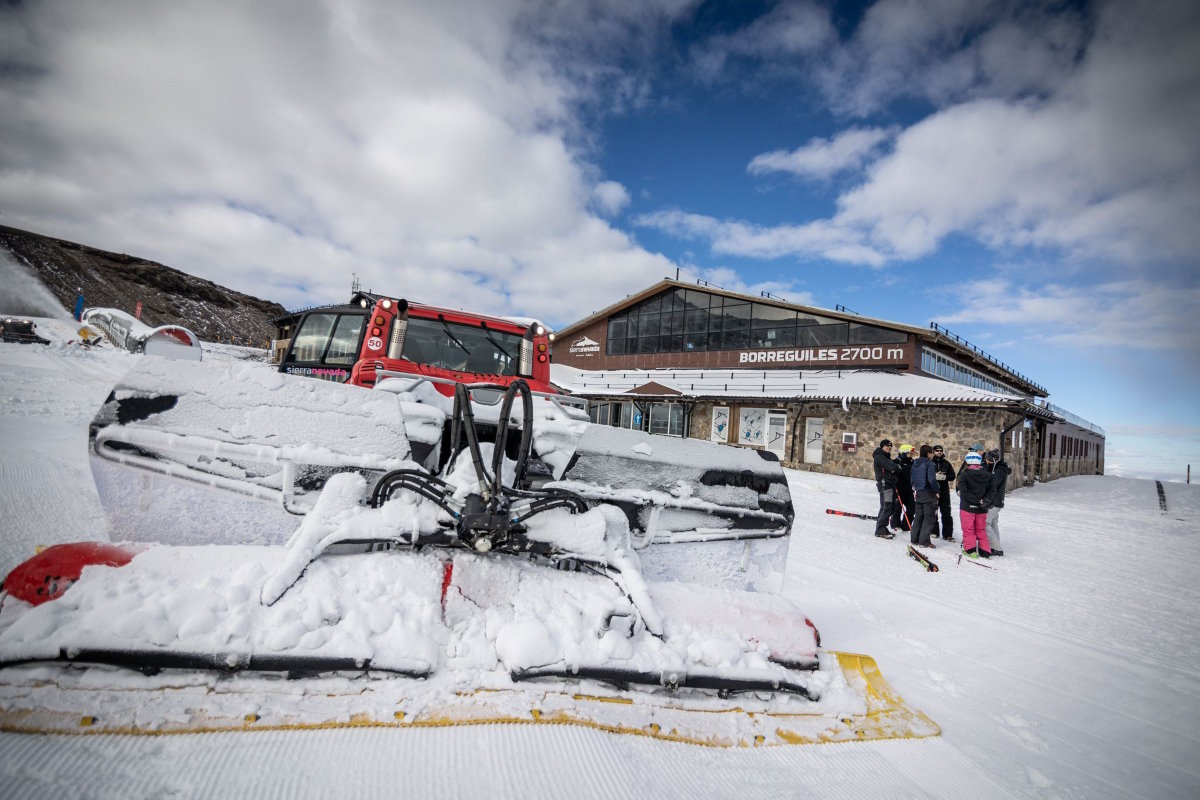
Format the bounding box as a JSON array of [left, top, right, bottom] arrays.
[[955, 451, 994, 557]]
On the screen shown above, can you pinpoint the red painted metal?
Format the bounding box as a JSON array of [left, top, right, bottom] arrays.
[[3, 542, 145, 606]]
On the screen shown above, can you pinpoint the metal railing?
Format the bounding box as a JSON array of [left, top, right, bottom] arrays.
[[928, 322, 1046, 394], [1044, 402, 1106, 436]]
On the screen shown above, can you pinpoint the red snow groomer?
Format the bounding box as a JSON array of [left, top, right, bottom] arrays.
[[279, 295, 556, 395]]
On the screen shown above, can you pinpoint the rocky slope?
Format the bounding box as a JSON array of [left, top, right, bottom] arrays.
[[0, 225, 287, 347]]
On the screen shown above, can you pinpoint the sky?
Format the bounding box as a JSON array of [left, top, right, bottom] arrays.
[[0, 0, 1197, 481]]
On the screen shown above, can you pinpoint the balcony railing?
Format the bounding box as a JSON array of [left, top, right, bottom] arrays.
[[929, 322, 1046, 394]]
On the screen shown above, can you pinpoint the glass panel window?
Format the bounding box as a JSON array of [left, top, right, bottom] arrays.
[[636, 335, 659, 354], [668, 311, 685, 334], [751, 325, 796, 348], [751, 304, 797, 326], [684, 289, 710, 312], [649, 402, 670, 435], [848, 323, 907, 344], [647, 403, 684, 436], [718, 327, 749, 350], [402, 317, 522, 375], [639, 294, 661, 313], [683, 332, 708, 351], [669, 404, 684, 436], [721, 302, 751, 331], [616, 402, 634, 428], [607, 337, 627, 355], [798, 323, 848, 346], [608, 317, 628, 339], [325, 315, 365, 364], [684, 308, 709, 333], [638, 313, 661, 337], [289, 313, 338, 363]]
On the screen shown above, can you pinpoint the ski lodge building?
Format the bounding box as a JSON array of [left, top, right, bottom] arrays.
[[550, 278, 1104, 488]]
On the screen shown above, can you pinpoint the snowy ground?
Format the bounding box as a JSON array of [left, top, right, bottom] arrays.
[[1, 318, 1197, 799]]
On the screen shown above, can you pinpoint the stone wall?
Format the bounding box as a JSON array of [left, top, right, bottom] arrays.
[[650, 397, 1104, 493], [1034, 420, 1106, 481], [689, 400, 1032, 493]]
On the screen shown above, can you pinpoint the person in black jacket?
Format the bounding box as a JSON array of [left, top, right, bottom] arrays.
[[910, 444, 940, 548], [931, 445, 956, 541], [892, 444, 915, 531], [872, 439, 900, 539], [956, 451, 994, 557], [984, 449, 1012, 556]]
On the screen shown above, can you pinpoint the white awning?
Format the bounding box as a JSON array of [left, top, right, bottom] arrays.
[[551, 364, 1028, 407]]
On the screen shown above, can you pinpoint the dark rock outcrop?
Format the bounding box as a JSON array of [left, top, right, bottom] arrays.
[[0, 225, 287, 346]]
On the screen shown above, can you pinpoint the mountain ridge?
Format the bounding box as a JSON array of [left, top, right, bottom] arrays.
[[0, 224, 287, 347]]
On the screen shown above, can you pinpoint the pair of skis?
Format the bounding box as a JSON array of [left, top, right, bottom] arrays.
[[910, 545, 997, 572], [825, 508, 875, 521], [907, 544, 938, 572]]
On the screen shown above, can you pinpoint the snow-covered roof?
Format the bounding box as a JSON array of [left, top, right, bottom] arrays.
[[551, 364, 1036, 410]]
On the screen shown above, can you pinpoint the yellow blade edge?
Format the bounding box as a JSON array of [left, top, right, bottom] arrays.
[[0, 651, 939, 746]]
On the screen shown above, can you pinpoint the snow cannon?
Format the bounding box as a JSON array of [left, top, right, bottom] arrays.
[[81, 307, 202, 361]]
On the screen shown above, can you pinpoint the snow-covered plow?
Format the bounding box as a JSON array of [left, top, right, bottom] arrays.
[[87, 357, 793, 591], [0, 356, 939, 745], [0, 491, 935, 745]]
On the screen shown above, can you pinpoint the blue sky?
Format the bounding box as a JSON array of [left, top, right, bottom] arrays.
[[0, 0, 1196, 480]]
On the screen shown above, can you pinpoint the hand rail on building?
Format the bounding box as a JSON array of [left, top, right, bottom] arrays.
[[928, 322, 1047, 394], [834, 304, 859, 315], [1043, 401, 1106, 436]]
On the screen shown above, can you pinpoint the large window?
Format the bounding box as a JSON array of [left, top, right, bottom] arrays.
[[588, 401, 638, 429], [286, 312, 365, 367], [606, 289, 902, 356], [649, 403, 685, 437], [402, 317, 524, 376], [921, 348, 1017, 395], [588, 400, 684, 436]]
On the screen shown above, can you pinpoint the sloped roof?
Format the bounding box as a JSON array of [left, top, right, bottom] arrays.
[[553, 278, 1046, 397], [555, 279, 924, 340], [550, 364, 1055, 415]]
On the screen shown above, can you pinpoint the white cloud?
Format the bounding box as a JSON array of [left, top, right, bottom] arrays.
[[636, 209, 886, 266], [816, 0, 1087, 116], [592, 181, 631, 216], [934, 278, 1200, 353], [689, 1, 835, 84], [660, 1, 1200, 274], [748, 127, 894, 181], [0, 1, 688, 326]]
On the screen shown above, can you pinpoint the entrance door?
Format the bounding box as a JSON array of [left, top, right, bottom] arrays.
[[804, 417, 824, 465], [766, 411, 787, 458]]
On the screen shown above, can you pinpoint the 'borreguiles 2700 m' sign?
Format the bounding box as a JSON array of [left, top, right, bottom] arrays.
[[739, 345, 907, 365]]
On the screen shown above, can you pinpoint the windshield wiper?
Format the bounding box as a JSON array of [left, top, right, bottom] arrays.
[[438, 315, 471, 355], [479, 321, 514, 362]]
